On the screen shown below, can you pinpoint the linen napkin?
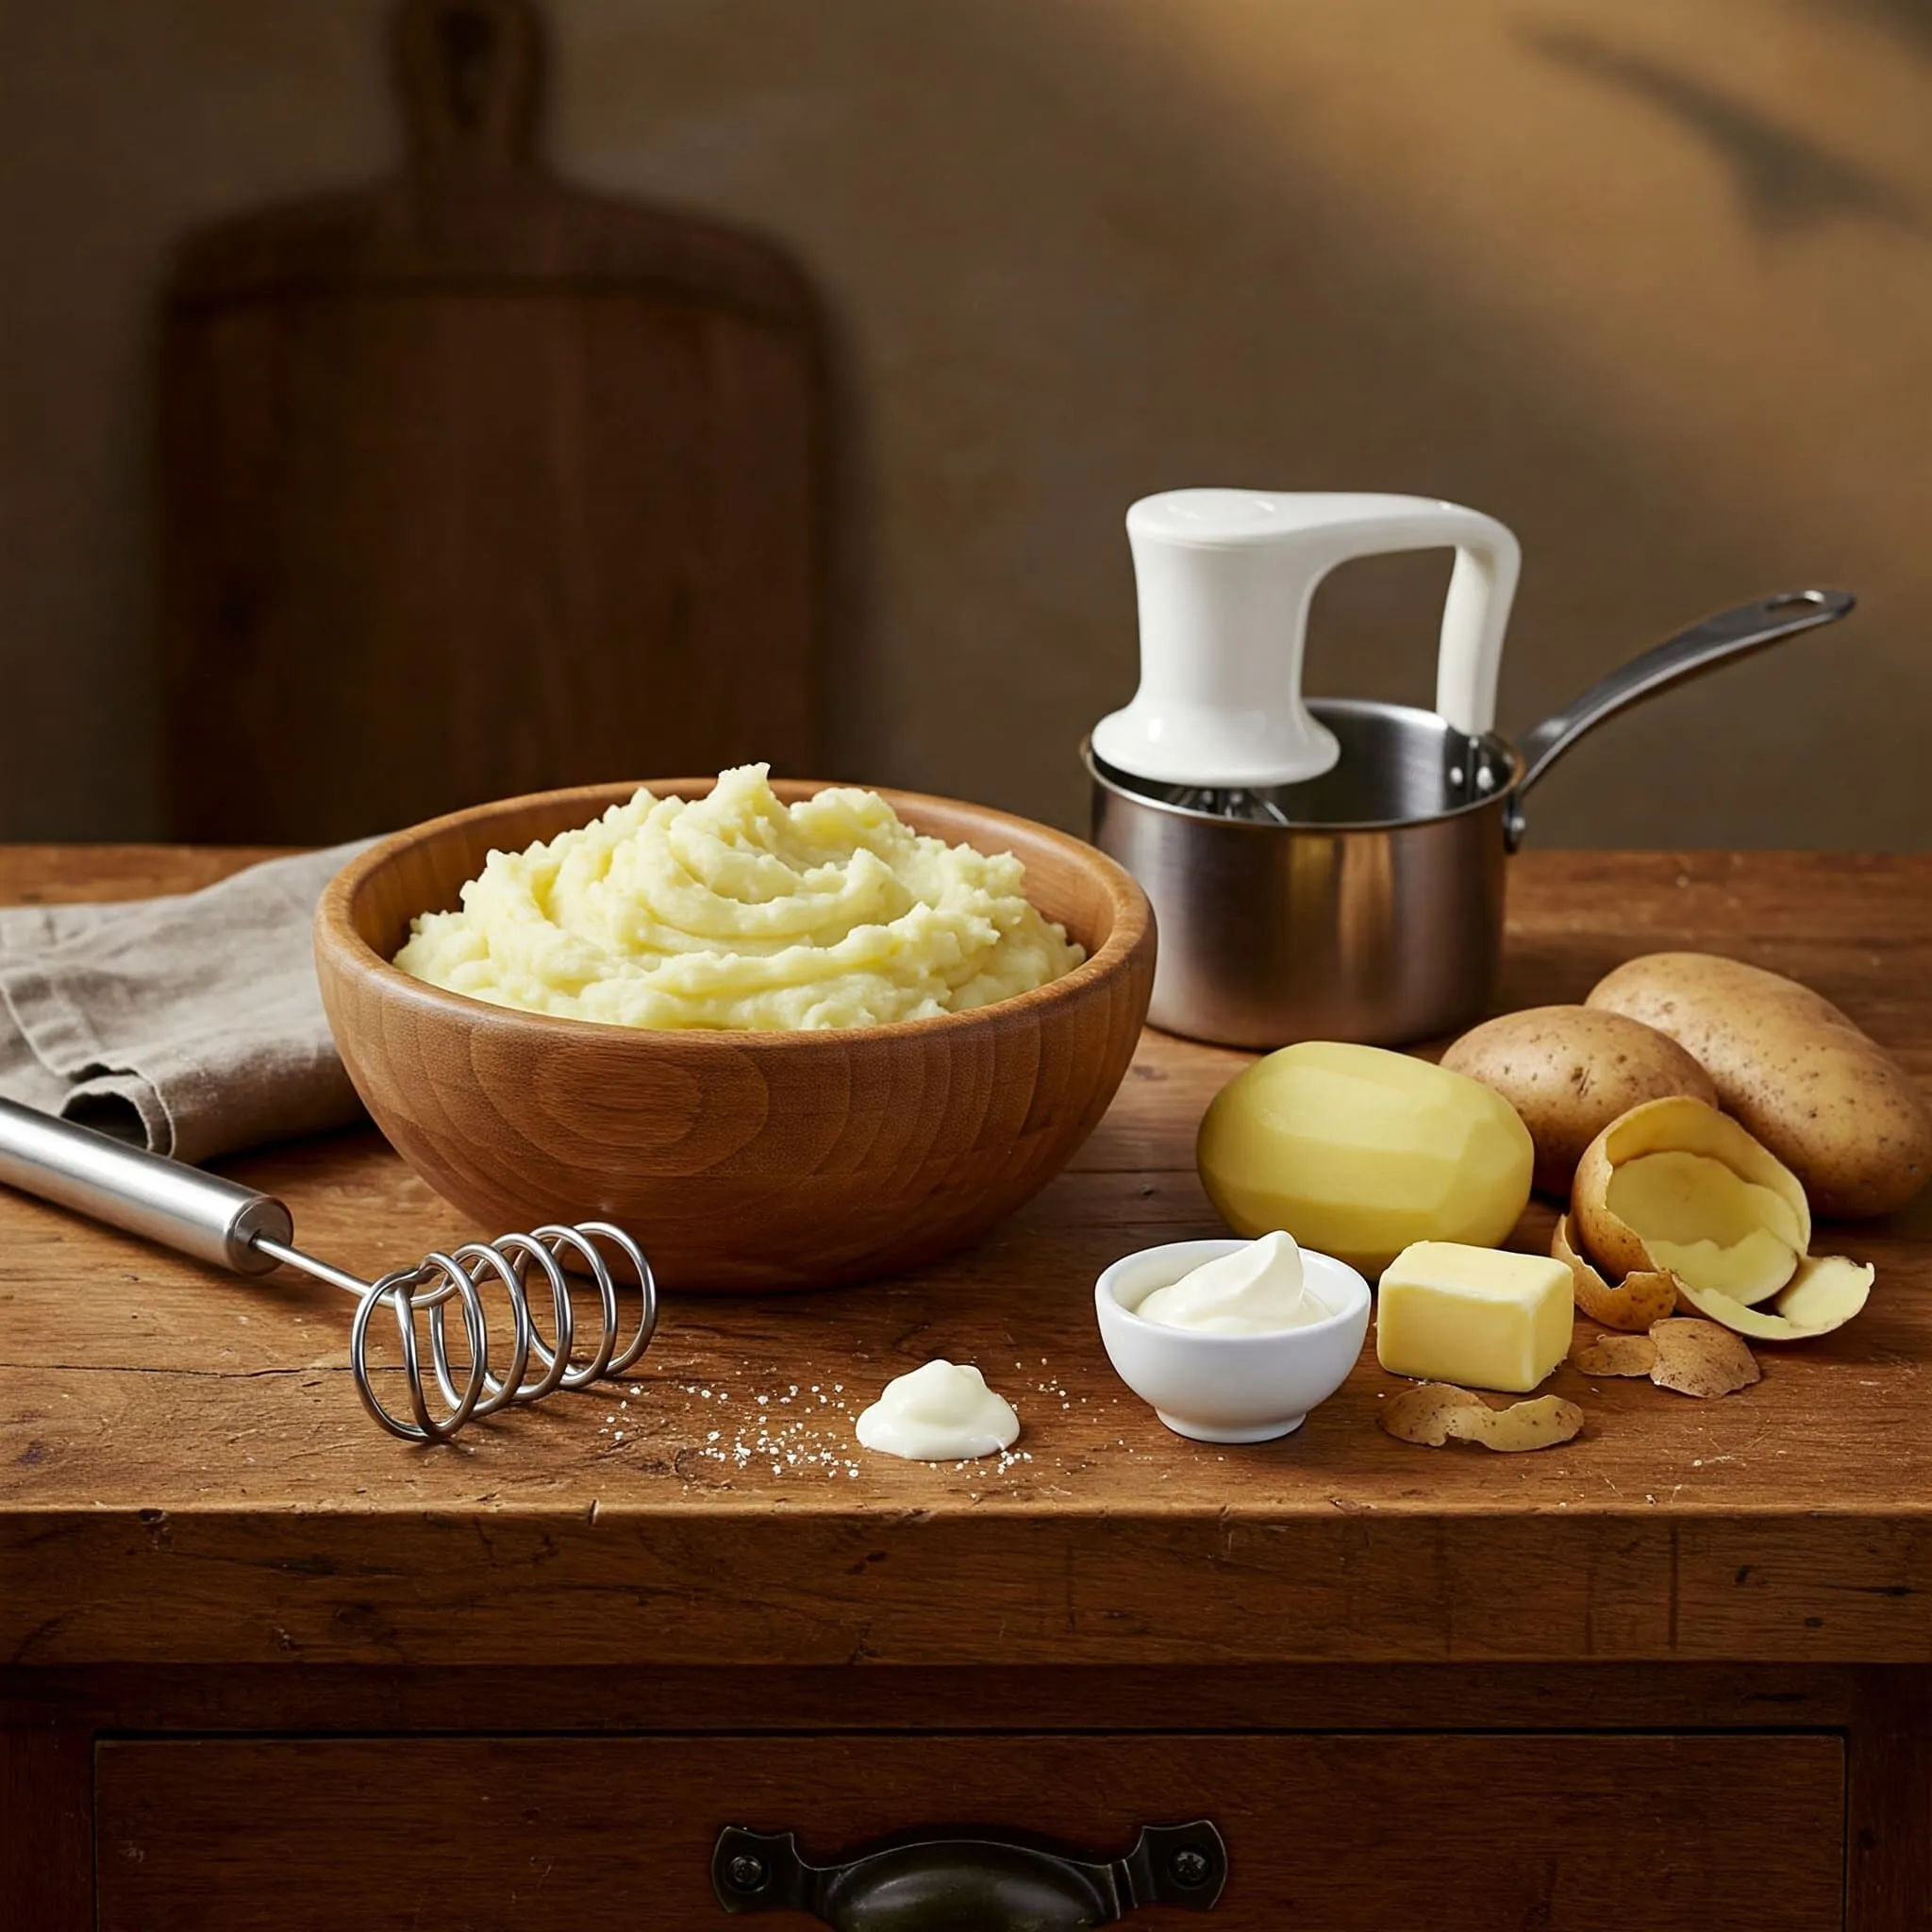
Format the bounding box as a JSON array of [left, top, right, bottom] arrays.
[[0, 842, 371, 1163]]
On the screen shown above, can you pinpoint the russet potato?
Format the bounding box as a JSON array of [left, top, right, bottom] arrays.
[[1441, 1005, 1717, 1197], [1196, 1041, 1533, 1275], [1588, 953, 1932, 1218]]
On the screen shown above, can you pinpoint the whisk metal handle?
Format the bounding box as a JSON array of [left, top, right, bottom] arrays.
[[0, 1094, 291, 1275]]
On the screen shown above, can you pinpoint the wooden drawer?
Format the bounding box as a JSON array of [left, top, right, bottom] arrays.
[[96, 1731, 1843, 1930]]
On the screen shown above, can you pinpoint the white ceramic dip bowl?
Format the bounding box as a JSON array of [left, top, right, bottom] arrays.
[[1094, 1238, 1372, 1442]]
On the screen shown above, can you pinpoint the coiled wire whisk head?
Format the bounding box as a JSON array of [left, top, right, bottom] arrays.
[[262, 1220, 657, 1444]]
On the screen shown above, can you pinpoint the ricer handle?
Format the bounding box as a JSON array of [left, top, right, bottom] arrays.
[[1094, 491, 1520, 789], [0, 1094, 291, 1275]]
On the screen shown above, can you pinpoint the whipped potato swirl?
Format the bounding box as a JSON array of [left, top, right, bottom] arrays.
[[393, 765, 1083, 1031]]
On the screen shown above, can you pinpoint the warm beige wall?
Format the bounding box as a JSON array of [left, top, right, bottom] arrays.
[[3, 0, 1929, 845]]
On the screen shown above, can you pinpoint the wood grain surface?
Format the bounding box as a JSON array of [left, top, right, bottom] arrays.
[[0, 1714, 89, 1932], [158, 0, 824, 844], [93, 1732, 1846, 1932], [1, 848, 1930, 1671], [314, 779, 1156, 1288], [0, 1658, 1873, 1739], [11, 1656, 1920, 1932]]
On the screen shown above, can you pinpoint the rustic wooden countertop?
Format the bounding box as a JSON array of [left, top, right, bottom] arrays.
[[1, 847, 1928, 1673]]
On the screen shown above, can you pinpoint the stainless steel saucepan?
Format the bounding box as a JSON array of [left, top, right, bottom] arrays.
[[1084, 491, 1852, 1048]]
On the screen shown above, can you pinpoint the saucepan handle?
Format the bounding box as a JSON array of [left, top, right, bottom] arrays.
[[1503, 588, 1855, 852], [711, 1820, 1227, 1928]]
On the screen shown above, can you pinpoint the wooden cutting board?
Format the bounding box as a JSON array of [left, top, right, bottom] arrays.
[[158, 0, 824, 843]]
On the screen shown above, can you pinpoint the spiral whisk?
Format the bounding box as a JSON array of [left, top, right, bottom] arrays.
[[254, 1220, 656, 1443], [0, 1094, 659, 1445]]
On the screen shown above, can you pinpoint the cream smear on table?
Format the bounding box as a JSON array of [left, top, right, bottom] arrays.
[[854, 1359, 1021, 1461]]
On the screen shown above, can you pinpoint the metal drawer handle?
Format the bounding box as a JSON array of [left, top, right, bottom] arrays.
[[712, 1818, 1226, 1929]]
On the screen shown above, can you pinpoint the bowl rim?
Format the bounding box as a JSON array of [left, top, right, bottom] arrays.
[[1095, 1237, 1372, 1344], [315, 774, 1156, 1050]]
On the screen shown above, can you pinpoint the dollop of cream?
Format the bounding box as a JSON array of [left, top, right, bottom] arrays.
[[392, 764, 1083, 1031], [1135, 1231, 1325, 1335], [854, 1360, 1021, 1461]]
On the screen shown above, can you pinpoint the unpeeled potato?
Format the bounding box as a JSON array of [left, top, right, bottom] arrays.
[[1588, 953, 1932, 1218], [1441, 1005, 1718, 1197]]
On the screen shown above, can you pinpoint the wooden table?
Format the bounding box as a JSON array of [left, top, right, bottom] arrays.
[[3, 847, 1928, 1930]]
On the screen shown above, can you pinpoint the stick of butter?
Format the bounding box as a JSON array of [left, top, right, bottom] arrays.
[[1375, 1241, 1573, 1394]]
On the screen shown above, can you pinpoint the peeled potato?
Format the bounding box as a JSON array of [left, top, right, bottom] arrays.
[[1197, 1041, 1533, 1275], [1441, 1005, 1718, 1196], [1588, 953, 1932, 1218], [1561, 1096, 1870, 1342]]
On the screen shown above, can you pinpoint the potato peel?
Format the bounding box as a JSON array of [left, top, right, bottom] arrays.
[[1573, 1332, 1658, 1377], [1572, 1095, 1811, 1287], [1778, 1254, 1877, 1328], [1379, 1383, 1485, 1445], [1675, 1254, 1874, 1341], [1382, 1383, 1584, 1453], [1573, 1320, 1758, 1397], [1564, 1096, 1872, 1343], [1647, 1317, 1760, 1397], [1553, 1214, 1677, 1332]]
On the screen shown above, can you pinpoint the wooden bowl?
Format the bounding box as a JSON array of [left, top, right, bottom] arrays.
[[314, 779, 1156, 1291]]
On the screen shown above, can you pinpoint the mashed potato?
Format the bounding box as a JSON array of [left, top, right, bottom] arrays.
[[392, 765, 1085, 1031]]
